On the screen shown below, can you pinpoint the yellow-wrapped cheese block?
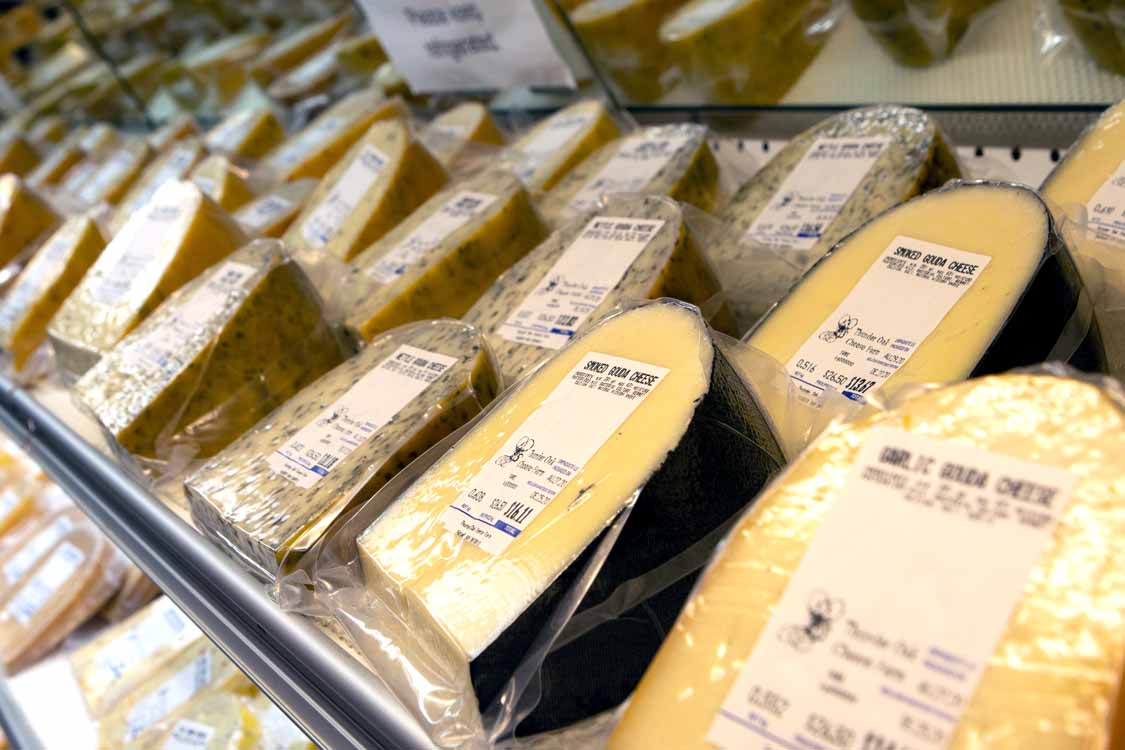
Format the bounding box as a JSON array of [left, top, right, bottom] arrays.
[[74, 139, 151, 207], [464, 194, 732, 382], [0, 135, 40, 176], [203, 106, 285, 160], [336, 33, 388, 77], [249, 12, 353, 85], [148, 114, 199, 153], [233, 180, 316, 239], [74, 239, 348, 459], [190, 155, 254, 211], [187, 320, 499, 580], [0, 216, 105, 370], [420, 102, 506, 168], [346, 169, 548, 341], [48, 181, 247, 378], [610, 372, 1125, 750], [152, 691, 260, 750], [262, 90, 406, 182], [284, 118, 448, 261], [0, 175, 59, 268], [500, 99, 620, 190], [110, 139, 207, 234], [29, 116, 65, 145]]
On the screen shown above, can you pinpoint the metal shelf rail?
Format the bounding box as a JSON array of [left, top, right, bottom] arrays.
[[0, 375, 433, 750]]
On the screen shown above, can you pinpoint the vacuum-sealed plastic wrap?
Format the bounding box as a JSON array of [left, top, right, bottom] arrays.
[[27, 136, 84, 188], [610, 369, 1125, 750], [0, 215, 105, 372], [852, 0, 999, 66], [420, 102, 507, 168], [149, 690, 259, 750], [659, 0, 839, 103], [284, 118, 448, 262], [0, 176, 59, 269], [73, 239, 349, 461], [712, 105, 961, 332], [101, 564, 162, 622], [71, 595, 203, 717], [187, 319, 499, 582], [110, 139, 207, 234], [321, 299, 783, 744], [262, 90, 406, 182], [0, 135, 41, 176], [249, 12, 354, 86], [203, 106, 286, 160], [464, 195, 734, 383], [73, 139, 151, 207], [742, 180, 1102, 457], [234, 179, 317, 239], [189, 155, 254, 212], [499, 100, 621, 191], [345, 169, 548, 341], [48, 181, 248, 380], [148, 114, 199, 153], [539, 124, 720, 226], [267, 42, 340, 104], [1041, 0, 1125, 73]]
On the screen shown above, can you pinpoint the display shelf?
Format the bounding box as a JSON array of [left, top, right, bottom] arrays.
[[0, 377, 434, 750]]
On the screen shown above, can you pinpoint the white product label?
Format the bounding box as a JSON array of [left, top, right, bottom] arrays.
[[368, 190, 498, 283], [162, 720, 216, 750], [354, 0, 573, 94], [707, 428, 1075, 750], [5, 541, 84, 625], [0, 227, 78, 329], [745, 137, 888, 251], [512, 113, 591, 183], [300, 144, 390, 247], [237, 194, 295, 231], [786, 236, 990, 409], [3, 515, 75, 584], [268, 345, 458, 489], [90, 199, 186, 306], [427, 122, 468, 143], [191, 174, 217, 198], [1085, 160, 1125, 246], [62, 161, 97, 193], [207, 110, 256, 152], [271, 116, 344, 169], [131, 146, 197, 211], [79, 149, 136, 204], [497, 217, 663, 350], [567, 133, 693, 215], [93, 597, 201, 681], [124, 651, 213, 742], [0, 489, 21, 518], [439, 352, 668, 555]]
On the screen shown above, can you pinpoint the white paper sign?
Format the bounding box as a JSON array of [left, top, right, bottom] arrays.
[[357, 0, 574, 93]]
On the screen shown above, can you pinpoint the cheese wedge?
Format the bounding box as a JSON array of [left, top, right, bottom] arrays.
[[267, 43, 339, 103], [74, 140, 151, 206], [74, 239, 348, 459], [0, 216, 105, 370], [500, 99, 621, 191], [27, 138, 83, 187], [373, 62, 421, 103], [190, 155, 254, 211], [0, 175, 59, 268], [610, 372, 1125, 750], [101, 564, 161, 622], [712, 105, 961, 332], [204, 106, 286, 160], [21, 41, 92, 97], [744, 181, 1101, 456], [336, 34, 388, 77], [79, 123, 119, 155], [464, 195, 733, 383], [234, 180, 316, 239], [0, 135, 40, 176], [249, 12, 353, 85], [346, 169, 547, 341], [852, 0, 996, 66], [263, 90, 406, 182], [355, 300, 783, 734], [29, 115, 65, 145], [71, 596, 203, 718], [188, 320, 500, 581], [153, 691, 260, 750], [110, 139, 207, 234], [0, 482, 40, 538], [539, 123, 719, 225], [148, 114, 199, 153], [284, 119, 448, 262], [48, 181, 247, 378], [420, 102, 506, 168], [183, 30, 271, 106]]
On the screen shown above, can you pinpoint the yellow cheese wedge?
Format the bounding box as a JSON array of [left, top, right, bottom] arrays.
[[100, 564, 161, 622], [284, 118, 448, 262], [0, 135, 40, 177], [78, 123, 119, 155], [420, 102, 507, 168], [28, 116, 66, 146], [152, 691, 260, 750], [48, 180, 247, 378], [21, 41, 92, 97], [464, 194, 733, 383], [250, 12, 353, 85], [346, 169, 548, 341], [233, 180, 316, 239], [0, 481, 44, 538], [203, 106, 285, 159], [183, 30, 272, 106], [74, 140, 152, 207], [336, 34, 388, 77], [147, 114, 199, 153], [0, 216, 106, 370], [266, 43, 339, 104], [27, 139, 83, 187], [262, 89, 406, 182], [500, 99, 620, 190], [71, 596, 203, 718], [373, 62, 424, 103], [190, 154, 254, 211], [74, 239, 348, 458], [110, 139, 207, 234], [610, 372, 1125, 750], [0, 175, 58, 268]]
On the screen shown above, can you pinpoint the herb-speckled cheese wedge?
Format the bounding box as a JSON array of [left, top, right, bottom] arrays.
[[249, 12, 353, 86], [190, 154, 254, 212], [147, 114, 198, 153], [48, 181, 247, 378], [263, 90, 406, 182], [500, 99, 621, 191], [0, 175, 58, 268], [204, 107, 285, 160], [75, 140, 151, 207], [0, 216, 105, 371], [464, 194, 732, 383], [420, 102, 506, 167], [284, 119, 448, 262], [539, 123, 719, 226], [0, 136, 39, 176], [110, 139, 206, 234], [234, 180, 316, 239], [187, 320, 500, 581], [713, 105, 961, 331], [346, 169, 548, 341], [74, 240, 348, 459]]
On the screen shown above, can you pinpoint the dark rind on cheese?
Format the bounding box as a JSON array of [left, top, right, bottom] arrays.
[[185, 320, 500, 581]]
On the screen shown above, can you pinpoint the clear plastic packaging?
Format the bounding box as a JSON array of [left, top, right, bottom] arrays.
[[609, 366, 1125, 750], [852, 0, 1002, 66], [147, 114, 200, 154], [147, 690, 260, 750], [317, 299, 784, 746], [233, 179, 317, 239], [71, 139, 153, 209], [101, 564, 162, 622], [498, 100, 622, 191], [420, 102, 507, 170], [1038, 0, 1125, 74], [109, 138, 207, 235], [248, 11, 355, 87], [710, 105, 962, 333], [189, 154, 255, 212], [203, 106, 287, 160]]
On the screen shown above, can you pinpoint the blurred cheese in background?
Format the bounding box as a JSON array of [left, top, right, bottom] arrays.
[[499, 99, 620, 191]]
